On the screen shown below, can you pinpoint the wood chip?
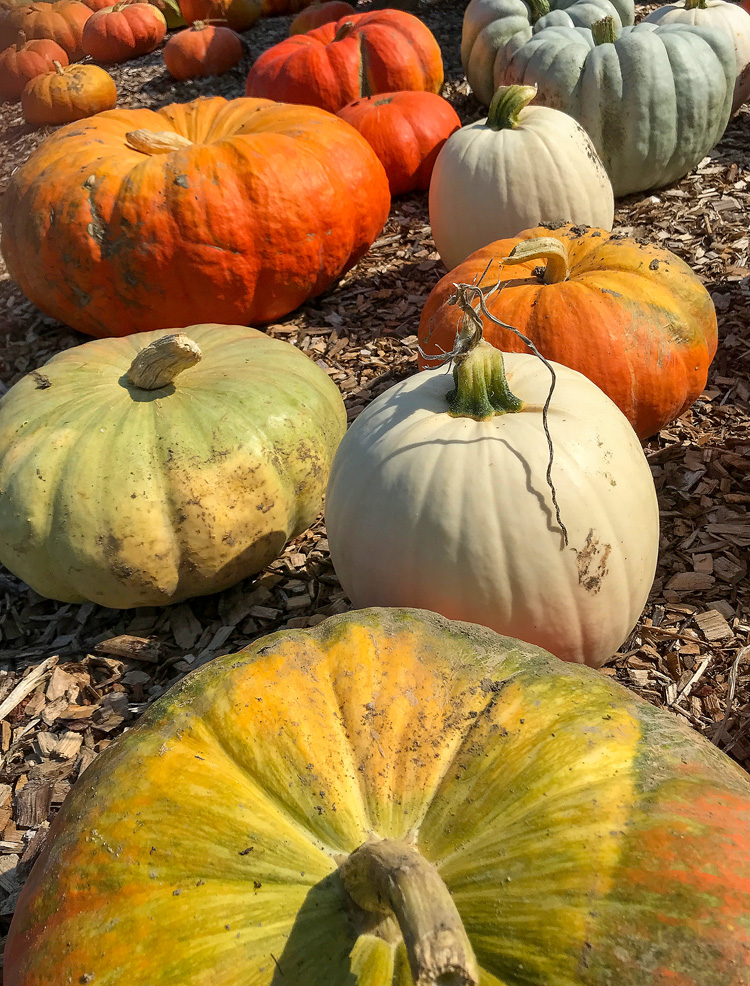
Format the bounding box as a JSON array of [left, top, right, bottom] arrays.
[[94, 635, 161, 663], [0, 656, 58, 722], [13, 783, 52, 829], [694, 610, 734, 641]]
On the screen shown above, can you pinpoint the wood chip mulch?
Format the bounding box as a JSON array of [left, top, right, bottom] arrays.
[[1, 0, 750, 972]]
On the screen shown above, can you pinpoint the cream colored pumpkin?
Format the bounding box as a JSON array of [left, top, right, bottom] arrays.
[[429, 85, 614, 272], [325, 310, 659, 668], [644, 0, 750, 114]]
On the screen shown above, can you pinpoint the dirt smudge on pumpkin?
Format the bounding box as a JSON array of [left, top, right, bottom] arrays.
[[575, 529, 611, 594]]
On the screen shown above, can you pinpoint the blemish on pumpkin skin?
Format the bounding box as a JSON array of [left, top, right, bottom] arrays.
[[575, 529, 611, 594]]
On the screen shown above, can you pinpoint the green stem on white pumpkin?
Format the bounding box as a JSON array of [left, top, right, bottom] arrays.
[[448, 339, 524, 419], [126, 333, 202, 390], [125, 129, 193, 155], [340, 838, 479, 986], [503, 237, 570, 284], [333, 19, 354, 41], [487, 84, 537, 130], [684, 0, 707, 8], [591, 15, 617, 45], [527, 0, 550, 24]]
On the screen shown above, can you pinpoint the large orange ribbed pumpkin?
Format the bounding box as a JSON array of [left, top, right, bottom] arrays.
[[0, 96, 390, 338], [418, 225, 718, 440], [246, 9, 443, 113]]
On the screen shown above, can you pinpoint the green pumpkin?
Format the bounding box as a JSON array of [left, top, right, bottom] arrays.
[[462, 0, 635, 105], [492, 18, 736, 196], [0, 325, 346, 608], [5, 608, 750, 985]]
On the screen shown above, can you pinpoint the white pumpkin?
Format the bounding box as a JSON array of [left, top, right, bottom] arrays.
[[428, 85, 614, 272], [325, 321, 659, 668], [644, 0, 750, 115]]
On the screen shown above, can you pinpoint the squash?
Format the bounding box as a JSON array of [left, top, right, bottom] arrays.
[[289, 0, 353, 34], [246, 10, 444, 113], [644, 0, 750, 115], [21, 58, 115, 122], [261, 0, 320, 14], [462, 0, 635, 105], [0, 0, 91, 58], [0, 29, 67, 99], [337, 90, 461, 197], [494, 16, 736, 196], [7, 606, 750, 985], [0, 96, 390, 336], [81, 0, 165, 62], [179, 0, 260, 31], [326, 297, 659, 667], [147, 0, 184, 26], [163, 21, 242, 78], [419, 224, 717, 440], [0, 326, 346, 608], [428, 85, 613, 270]]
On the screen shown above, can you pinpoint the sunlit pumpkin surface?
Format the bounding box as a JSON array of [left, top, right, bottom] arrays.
[[7, 609, 750, 984]]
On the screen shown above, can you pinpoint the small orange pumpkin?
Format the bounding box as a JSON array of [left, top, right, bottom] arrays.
[[81, 0, 165, 62], [0, 29, 68, 99], [21, 58, 116, 123], [163, 21, 241, 78], [289, 0, 353, 34], [179, 0, 259, 31], [0, 1, 91, 59]]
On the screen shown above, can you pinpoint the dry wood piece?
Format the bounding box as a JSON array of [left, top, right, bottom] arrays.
[[694, 610, 734, 642], [13, 783, 52, 829], [94, 635, 161, 663]]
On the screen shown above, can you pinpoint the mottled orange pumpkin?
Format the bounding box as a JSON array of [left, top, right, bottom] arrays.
[[163, 21, 242, 78], [246, 9, 444, 113], [419, 225, 718, 440], [0, 29, 67, 98], [179, 0, 259, 30], [21, 58, 116, 123], [337, 90, 461, 196], [0, 0, 91, 58], [1, 96, 390, 336], [289, 0, 353, 34], [81, 0, 165, 62]]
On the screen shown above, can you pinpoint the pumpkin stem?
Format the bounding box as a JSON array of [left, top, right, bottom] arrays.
[[591, 15, 617, 45], [487, 84, 537, 130], [340, 838, 479, 986], [126, 333, 202, 390], [125, 129, 194, 154], [333, 19, 354, 41], [503, 237, 570, 283], [527, 0, 550, 23], [16, 29, 27, 48], [684, 0, 707, 7], [53, 60, 65, 75]]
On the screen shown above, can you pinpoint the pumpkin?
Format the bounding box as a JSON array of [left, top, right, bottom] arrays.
[[462, 0, 635, 105], [246, 10, 444, 113], [147, 0, 184, 26], [179, 0, 260, 31], [0, 29, 67, 99], [326, 306, 659, 667], [21, 58, 115, 122], [163, 20, 241, 77], [81, 0, 165, 62], [428, 85, 613, 270], [495, 17, 736, 196], [0, 326, 346, 608], [7, 606, 750, 985], [0, 0, 91, 58], [644, 0, 750, 115], [418, 225, 718, 440], [290, 0, 353, 34], [336, 90, 461, 196], [1, 96, 390, 336], [261, 0, 314, 13]]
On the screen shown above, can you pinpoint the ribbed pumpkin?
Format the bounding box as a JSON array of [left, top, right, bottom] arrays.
[[81, 0, 165, 62], [289, 0, 353, 34], [21, 58, 115, 122], [179, 0, 260, 31], [0, 96, 390, 337], [163, 21, 242, 78], [337, 90, 461, 196], [0, 29, 67, 98], [7, 608, 750, 986], [419, 224, 718, 440], [0, 0, 91, 58], [0, 326, 346, 608], [246, 10, 444, 113]]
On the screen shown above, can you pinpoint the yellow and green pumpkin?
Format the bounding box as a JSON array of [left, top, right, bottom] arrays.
[[6, 608, 750, 984], [0, 325, 346, 608]]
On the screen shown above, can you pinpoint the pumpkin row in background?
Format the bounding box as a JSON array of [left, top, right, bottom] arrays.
[[337, 90, 461, 197], [163, 20, 242, 78], [419, 223, 718, 441], [81, 0, 165, 63], [289, 0, 353, 34], [179, 0, 260, 32], [7, 608, 750, 985], [0, 29, 67, 99], [0, 326, 346, 608], [0, 0, 91, 58], [21, 58, 115, 122], [428, 84, 614, 271], [0, 96, 390, 335], [246, 9, 443, 113]]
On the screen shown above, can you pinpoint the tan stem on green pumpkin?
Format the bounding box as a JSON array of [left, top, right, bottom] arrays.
[[125, 129, 193, 155], [126, 334, 202, 390], [503, 237, 570, 284], [340, 838, 479, 986], [487, 84, 538, 131], [591, 15, 617, 45]]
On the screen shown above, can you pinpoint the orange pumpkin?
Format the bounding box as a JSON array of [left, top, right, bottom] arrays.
[[21, 58, 116, 123], [0, 0, 91, 58], [418, 225, 718, 440], [0, 29, 68, 99], [81, 0, 165, 62], [179, 0, 259, 30], [261, 0, 310, 13], [246, 9, 444, 113], [337, 90, 461, 196], [289, 0, 353, 34], [163, 21, 241, 78], [1, 96, 391, 336]]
